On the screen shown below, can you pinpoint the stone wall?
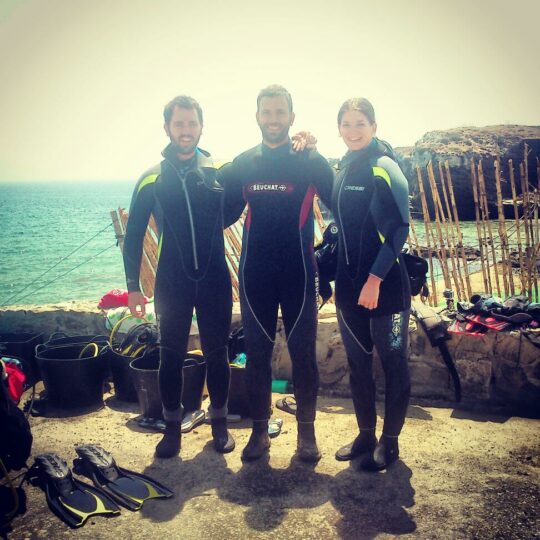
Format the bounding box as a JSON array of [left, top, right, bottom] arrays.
[[1, 301, 538, 415]]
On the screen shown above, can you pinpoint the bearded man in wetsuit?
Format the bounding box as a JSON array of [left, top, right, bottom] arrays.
[[221, 85, 334, 462], [123, 96, 234, 458]]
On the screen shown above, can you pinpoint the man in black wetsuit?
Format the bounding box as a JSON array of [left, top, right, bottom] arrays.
[[123, 96, 234, 458], [221, 85, 334, 462]]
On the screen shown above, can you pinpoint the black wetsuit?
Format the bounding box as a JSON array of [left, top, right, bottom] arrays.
[[221, 141, 334, 422], [332, 139, 411, 438], [123, 145, 231, 421]]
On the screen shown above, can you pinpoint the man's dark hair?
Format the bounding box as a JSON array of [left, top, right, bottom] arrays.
[[256, 84, 293, 113], [163, 95, 203, 125], [337, 97, 376, 125]]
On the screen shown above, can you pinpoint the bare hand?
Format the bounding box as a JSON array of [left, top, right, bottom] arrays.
[[292, 131, 317, 152], [128, 291, 146, 318], [357, 275, 382, 310]]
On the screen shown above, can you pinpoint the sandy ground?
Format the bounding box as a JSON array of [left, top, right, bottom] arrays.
[[3, 389, 539, 540]]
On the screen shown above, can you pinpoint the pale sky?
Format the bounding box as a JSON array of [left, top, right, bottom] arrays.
[[0, 0, 538, 182]]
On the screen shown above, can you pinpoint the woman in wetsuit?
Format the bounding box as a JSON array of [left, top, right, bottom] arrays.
[[332, 98, 411, 471]]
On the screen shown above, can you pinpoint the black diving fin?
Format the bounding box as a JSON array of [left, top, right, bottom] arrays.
[[74, 444, 173, 511], [28, 453, 120, 528]]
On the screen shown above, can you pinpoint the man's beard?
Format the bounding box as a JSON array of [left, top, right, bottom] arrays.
[[171, 134, 201, 155], [260, 126, 289, 146]]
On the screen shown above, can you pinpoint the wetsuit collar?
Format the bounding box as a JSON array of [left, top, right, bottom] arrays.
[[339, 139, 378, 169], [162, 143, 222, 191], [162, 143, 214, 169], [260, 138, 293, 156]]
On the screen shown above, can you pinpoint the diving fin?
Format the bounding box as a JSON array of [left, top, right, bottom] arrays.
[[29, 453, 120, 528], [463, 313, 511, 332], [74, 444, 173, 511], [448, 316, 488, 336]]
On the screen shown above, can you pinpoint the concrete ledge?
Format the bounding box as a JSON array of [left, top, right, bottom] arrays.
[[1, 301, 539, 415]]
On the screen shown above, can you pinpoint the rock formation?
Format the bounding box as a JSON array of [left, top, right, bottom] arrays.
[[395, 126, 540, 220]]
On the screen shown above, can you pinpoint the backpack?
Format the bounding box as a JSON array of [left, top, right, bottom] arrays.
[[403, 252, 429, 298]]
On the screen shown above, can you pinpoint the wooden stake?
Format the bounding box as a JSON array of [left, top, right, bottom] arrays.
[[478, 160, 501, 296], [471, 159, 490, 293], [520, 162, 532, 298], [438, 162, 465, 299], [426, 161, 452, 289], [416, 166, 438, 305], [494, 157, 513, 296], [409, 217, 422, 256], [445, 161, 472, 298], [522, 145, 539, 300], [508, 160, 527, 293]]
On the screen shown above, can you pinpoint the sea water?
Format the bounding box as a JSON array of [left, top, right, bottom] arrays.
[[0, 180, 508, 307], [0, 181, 133, 306]]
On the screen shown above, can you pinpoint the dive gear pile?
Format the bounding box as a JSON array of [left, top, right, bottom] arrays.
[[449, 294, 540, 335]]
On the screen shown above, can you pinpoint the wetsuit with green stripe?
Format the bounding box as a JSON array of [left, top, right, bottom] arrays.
[[332, 139, 411, 438], [123, 145, 231, 422]]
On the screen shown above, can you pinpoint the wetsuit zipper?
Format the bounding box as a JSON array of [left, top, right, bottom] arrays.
[[165, 158, 199, 271], [337, 175, 350, 266]]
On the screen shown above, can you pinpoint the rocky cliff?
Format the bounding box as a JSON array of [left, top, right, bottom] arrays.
[[395, 125, 540, 220]]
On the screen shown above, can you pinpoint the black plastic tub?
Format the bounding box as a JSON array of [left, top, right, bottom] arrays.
[[183, 353, 206, 412], [34, 343, 109, 408], [130, 350, 206, 419], [0, 333, 44, 384], [43, 332, 109, 348], [109, 348, 139, 402]]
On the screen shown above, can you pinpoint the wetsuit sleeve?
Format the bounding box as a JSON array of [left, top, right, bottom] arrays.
[[369, 156, 410, 280], [221, 161, 247, 228], [307, 150, 334, 209], [123, 173, 158, 292]]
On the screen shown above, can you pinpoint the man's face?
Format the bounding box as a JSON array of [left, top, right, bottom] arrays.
[[256, 96, 295, 148], [164, 106, 202, 160]]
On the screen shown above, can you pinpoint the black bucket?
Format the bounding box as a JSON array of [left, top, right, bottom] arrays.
[[183, 353, 206, 413], [44, 332, 109, 348], [228, 365, 250, 417], [0, 333, 43, 385], [34, 343, 109, 408], [109, 348, 139, 402], [130, 350, 206, 419]]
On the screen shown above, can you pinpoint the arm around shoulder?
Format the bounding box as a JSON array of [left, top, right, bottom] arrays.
[[308, 150, 334, 209]]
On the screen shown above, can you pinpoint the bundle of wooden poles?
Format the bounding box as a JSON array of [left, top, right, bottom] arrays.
[[409, 143, 540, 306]]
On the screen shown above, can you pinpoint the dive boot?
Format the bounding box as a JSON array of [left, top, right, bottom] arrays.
[[241, 421, 270, 461], [296, 421, 321, 463], [211, 417, 235, 454], [155, 420, 181, 458], [361, 435, 399, 471], [335, 431, 377, 461]]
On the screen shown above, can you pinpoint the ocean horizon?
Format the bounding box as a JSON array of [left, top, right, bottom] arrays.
[[1, 180, 490, 308]]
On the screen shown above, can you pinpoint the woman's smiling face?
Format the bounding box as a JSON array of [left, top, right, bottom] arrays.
[[338, 110, 377, 152]]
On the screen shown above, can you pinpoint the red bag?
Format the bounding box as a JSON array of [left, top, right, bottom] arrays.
[[2, 361, 26, 404], [98, 288, 148, 309]]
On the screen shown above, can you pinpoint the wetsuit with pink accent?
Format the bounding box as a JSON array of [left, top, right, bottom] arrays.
[[221, 141, 334, 422]]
